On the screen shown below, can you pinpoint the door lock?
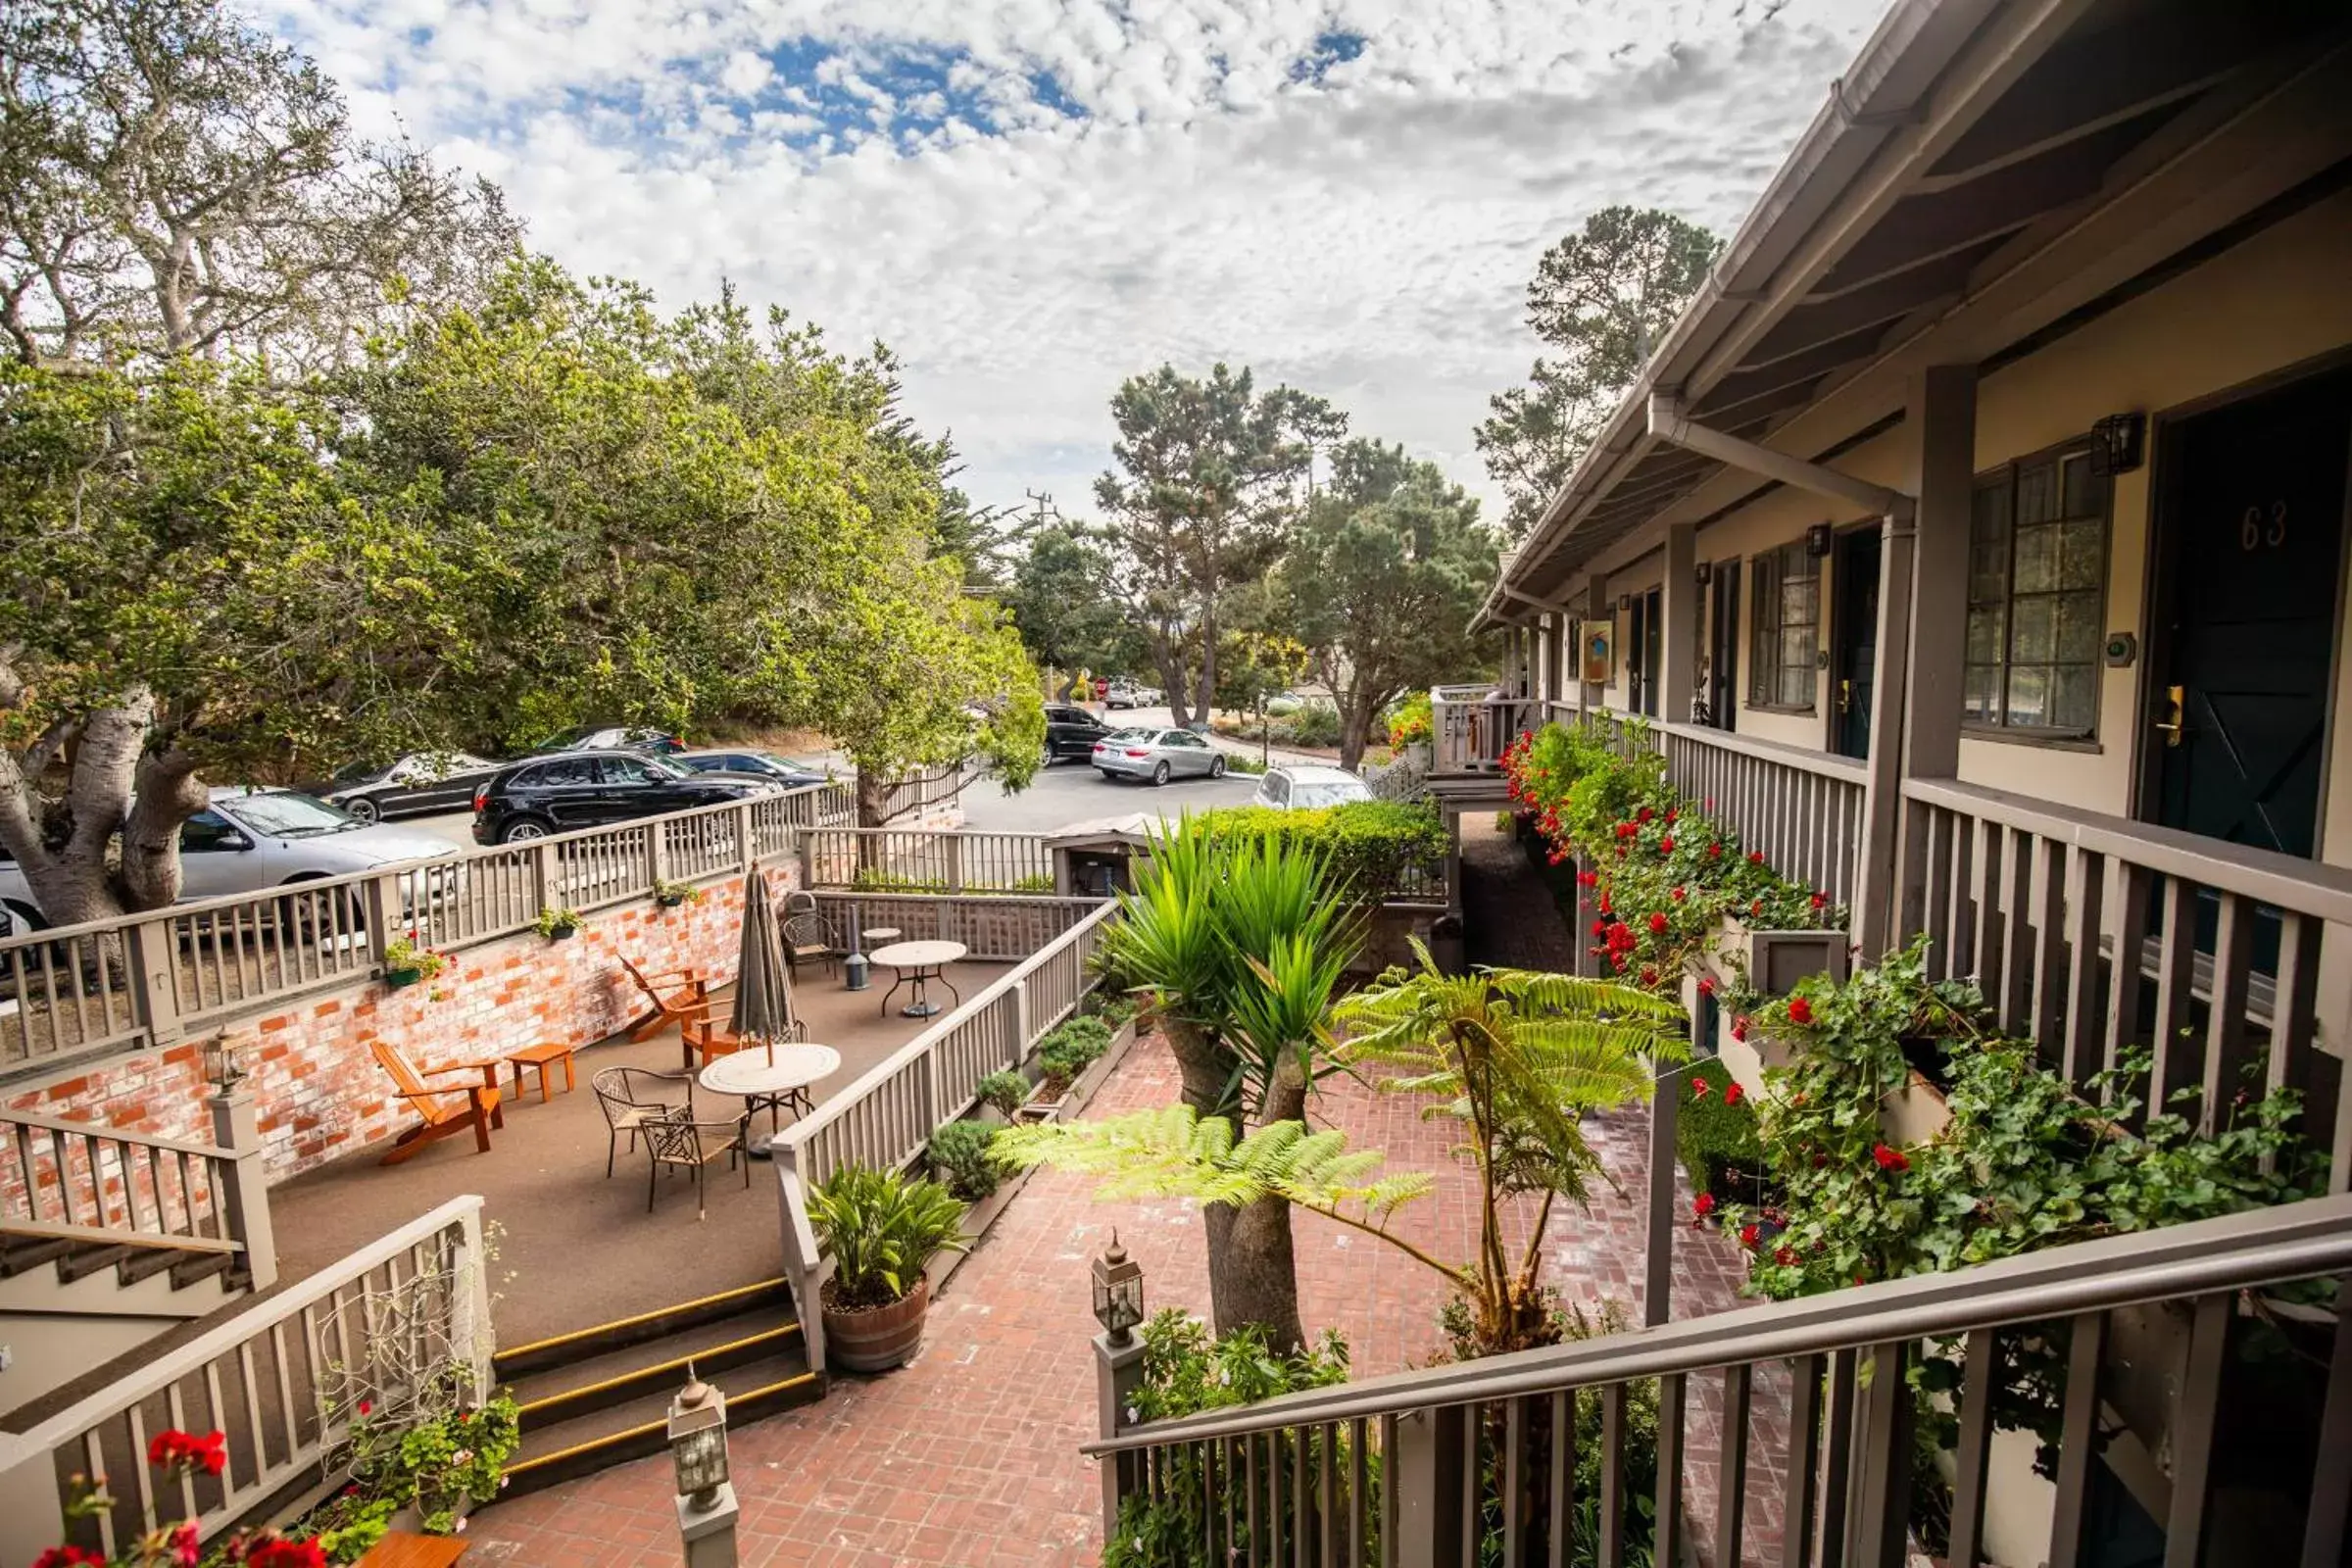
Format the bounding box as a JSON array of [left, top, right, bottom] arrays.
[[1838, 678, 1853, 714], [2157, 684, 2186, 748]]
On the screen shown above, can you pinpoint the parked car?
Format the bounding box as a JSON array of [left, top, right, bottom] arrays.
[[1249, 765, 1373, 810], [675, 748, 832, 789], [315, 752, 505, 823], [0, 787, 460, 929], [471, 750, 783, 845], [1093, 728, 1228, 785], [1043, 704, 1114, 762], [528, 723, 685, 756], [1102, 680, 1161, 710]]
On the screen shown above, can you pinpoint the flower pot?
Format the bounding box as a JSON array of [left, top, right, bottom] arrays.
[[386, 967, 425, 989], [822, 1273, 931, 1372], [547, 925, 578, 941], [656, 893, 686, 908]]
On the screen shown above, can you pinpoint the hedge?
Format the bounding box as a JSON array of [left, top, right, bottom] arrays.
[[1676, 1066, 1768, 1207], [1200, 800, 1446, 901]]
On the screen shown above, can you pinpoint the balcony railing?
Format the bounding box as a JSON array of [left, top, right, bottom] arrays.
[[1431, 686, 1540, 774]]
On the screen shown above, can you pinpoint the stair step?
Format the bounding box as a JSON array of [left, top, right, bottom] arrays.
[[499, 1348, 820, 1498], [505, 1309, 802, 1432], [0, 1237, 77, 1277], [492, 1276, 794, 1381], [55, 1244, 138, 1283], [168, 1250, 237, 1291], [120, 1243, 208, 1285]]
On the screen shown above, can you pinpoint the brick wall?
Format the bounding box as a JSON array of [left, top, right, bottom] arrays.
[[5, 867, 794, 1186]]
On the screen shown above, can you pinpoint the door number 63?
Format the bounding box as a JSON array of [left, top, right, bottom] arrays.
[[2240, 501, 2288, 551]]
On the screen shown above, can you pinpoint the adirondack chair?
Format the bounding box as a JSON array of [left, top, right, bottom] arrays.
[[619, 956, 710, 1043], [371, 1041, 504, 1165]]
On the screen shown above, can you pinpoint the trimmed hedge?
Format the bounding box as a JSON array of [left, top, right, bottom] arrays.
[[1676, 1067, 1767, 1207], [930, 1118, 1002, 1201], [1039, 1014, 1114, 1088], [1200, 800, 1446, 901]]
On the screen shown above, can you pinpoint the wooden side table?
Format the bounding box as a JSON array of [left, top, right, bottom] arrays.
[[356, 1530, 468, 1566], [505, 1040, 577, 1102]]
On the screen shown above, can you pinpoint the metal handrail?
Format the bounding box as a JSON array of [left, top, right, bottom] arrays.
[[1086, 1190, 2352, 1452]]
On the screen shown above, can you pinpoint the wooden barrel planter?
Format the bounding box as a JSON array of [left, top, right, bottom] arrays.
[[822, 1275, 932, 1371]]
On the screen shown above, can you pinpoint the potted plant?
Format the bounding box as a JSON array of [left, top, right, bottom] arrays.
[[535, 906, 584, 941], [344, 1391, 521, 1537], [383, 935, 452, 990], [807, 1165, 967, 1372], [652, 877, 701, 909], [974, 1070, 1029, 1120]]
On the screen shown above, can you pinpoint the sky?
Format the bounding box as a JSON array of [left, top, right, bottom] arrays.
[[265, 0, 1887, 526]]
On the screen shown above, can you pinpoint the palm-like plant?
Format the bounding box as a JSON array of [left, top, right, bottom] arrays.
[[1331, 941, 1687, 1354], [807, 1165, 969, 1310]]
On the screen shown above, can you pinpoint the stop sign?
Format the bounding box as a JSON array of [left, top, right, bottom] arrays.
[[1092, 676, 1109, 700]]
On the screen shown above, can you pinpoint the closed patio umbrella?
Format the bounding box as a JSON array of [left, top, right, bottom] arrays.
[[730, 869, 798, 1064]]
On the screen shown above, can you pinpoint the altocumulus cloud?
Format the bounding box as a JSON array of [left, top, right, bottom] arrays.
[[263, 0, 1884, 518]]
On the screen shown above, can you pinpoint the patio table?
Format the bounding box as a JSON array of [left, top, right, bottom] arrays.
[[868, 939, 965, 1018], [699, 1043, 840, 1156]]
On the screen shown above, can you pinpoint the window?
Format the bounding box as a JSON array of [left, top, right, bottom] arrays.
[[180, 811, 246, 854], [1966, 447, 2107, 734], [1748, 541, 1821, 709], [222, 793, 355, 838], [527, 759, 596, 788], [598, 756, 656, 785]]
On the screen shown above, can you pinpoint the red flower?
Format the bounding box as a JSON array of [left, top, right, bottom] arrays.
[[1723, 1082, 1744, 1106], [1577, 870, 1597, 887], [1615, 821, 1638, 840], [1637, 807, 1654, 824], [1647, 911, 1669, 935], [172, 1522, 201, 1568], [1810, 891, 1827, 910], [1640, 966, 1658, 986], [1731, 1016, 1748, 1043], [247, 1543, 329, 1568], [1691, 1076, 1712, 1099], [1692, 1193, 1716, 1219], [1787, 997, 1815, 1026], [1774, 1247, 1798, 1267], [1740, 1223, 1760, 1248], [33, 1549, 105, 1568], [1665, 809, 1678, 823], [1704, 798, 1715, 810], [1750, 898, 1763, 916], [357, 1400, 372, 1417], [1696, 976, 1714, 997], [1748, 851, 1765, 864], [1659, 836, 1675, 854], [147, 1429, 227, 1478], [1871, 1143, 1910, 1173], [1670, 886, 1686, 901], [1610, 954, 1628, 972], [1591, 919, 1606, 937]]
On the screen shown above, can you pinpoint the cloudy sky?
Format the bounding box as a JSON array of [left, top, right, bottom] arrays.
[[266, 0, 1886, 523]]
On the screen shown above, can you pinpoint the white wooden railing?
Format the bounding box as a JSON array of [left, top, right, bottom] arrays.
[[774, 901, 1117, 1369], [1431, 685, 1540, 774], [810, 892, 1104, 960], [0, 1197, 489, 1562], [800, 828, 1055, 895], [1651, 720, 1869, 910]]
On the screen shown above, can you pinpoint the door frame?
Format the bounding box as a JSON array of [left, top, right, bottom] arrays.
[[1828, 520, 1883, 760], [2131, 351, 2352, 846], [1706, 557, 1741, 732]]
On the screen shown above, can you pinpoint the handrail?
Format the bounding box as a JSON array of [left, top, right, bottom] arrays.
[[0, 1106, 232, 1162], [1086, 1190, 2352, 1451], [1652, 717, 1867, 781], [1903, 775, 2352, 925]]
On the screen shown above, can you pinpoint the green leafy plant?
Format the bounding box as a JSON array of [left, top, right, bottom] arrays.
[[1038, 1014, 1114, 1091], [1386, 692, 1433, 749], [974, 1070, 1029, 1118], [533, 906, 583, 939], [929, 1118, 1003, 1201], [382, 934, 451, 984], [807, 1165, 968, 1310], [1674, 1066, 1765, 1210], [297, 1490, 399, 1564], [344, 1391, 521, 1536], [1200, 800, 1447, 903], [651, 878, 702, 907]]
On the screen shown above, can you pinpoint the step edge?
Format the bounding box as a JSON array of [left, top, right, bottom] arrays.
[[514, 1324, 803, 1419], [503, 1370, 819, 1476], [492, 1277, 790, 1365]]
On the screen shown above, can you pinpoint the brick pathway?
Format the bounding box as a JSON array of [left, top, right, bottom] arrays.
[[465, 833, 1783, 1567]]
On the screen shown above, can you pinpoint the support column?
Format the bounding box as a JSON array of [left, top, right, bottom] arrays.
[[208, 1089, 276, 1291], [1581, 579, 1611, 712], [1643, 985, 1697, 1328], [1096, 1331, 1149, 1539], [1389, 1403, 1469, 1568], [1851, 508, 1915, 962], [1661, 523, 1699, 726], [1893, 365, 1979, 945]]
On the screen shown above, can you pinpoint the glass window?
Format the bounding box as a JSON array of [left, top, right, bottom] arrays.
[[598, 756, 655, 785], [181, 811, 247, 853], [1747, 541, 1820, 710], [530, 759, 597, 788], [221, 793, 356, 838], [1966, 446, 2108, 734]]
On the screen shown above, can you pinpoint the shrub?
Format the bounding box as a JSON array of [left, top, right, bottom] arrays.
[[1200, 800, 1446, 902], [929, 1119, 1003, 1201], [1040, 1014, 1114, 1088], [1387, 691, 1433, 749], [974, 1070, 1029, 1117], [1675, 1066, 1766, 1208], [1272, 703, 1341, 748]]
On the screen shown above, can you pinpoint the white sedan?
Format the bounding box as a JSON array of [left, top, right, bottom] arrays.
[[1249, 765, 1372, 809]]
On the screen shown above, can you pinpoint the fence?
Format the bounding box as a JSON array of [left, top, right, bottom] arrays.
[[1431, 686, 1540, 774], [0, 1196, 489, 1563], [1652, 721, 1869, 911], [810, 891, 1104, 960], [1085, 1190, 2352, 1568], [0, 781, 856, 1082], [774, 900, 1118, 1369], [800, 828, 1055, 895]]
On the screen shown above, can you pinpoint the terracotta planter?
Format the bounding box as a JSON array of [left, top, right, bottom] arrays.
[[823, 1273, 932, 1372]]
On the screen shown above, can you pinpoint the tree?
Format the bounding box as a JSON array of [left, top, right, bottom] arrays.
[[1476, 208, 1721, 541], [1005, 522, 1145, 700], [1281, 440, 1495, 769], [1094, 364, 1304, 726], [0, 0, 514, 368]]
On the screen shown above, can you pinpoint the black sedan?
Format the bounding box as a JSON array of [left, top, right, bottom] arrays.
[[318, 753, 505, 824], [674, 748, 833, 789], [470, 750, 781, 845]]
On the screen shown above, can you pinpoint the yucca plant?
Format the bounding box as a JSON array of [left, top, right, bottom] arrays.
[[807, 1165, 969, 1310]]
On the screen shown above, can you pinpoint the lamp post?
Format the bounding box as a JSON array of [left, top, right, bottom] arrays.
[[668, 1367, 739, 1567], [1091, 1233, 1150, 1538]]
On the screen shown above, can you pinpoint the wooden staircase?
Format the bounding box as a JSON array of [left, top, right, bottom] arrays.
[[495, 1277, 823, 1496], [0, 1226, 247, 1295]]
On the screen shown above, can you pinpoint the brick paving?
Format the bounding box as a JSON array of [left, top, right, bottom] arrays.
[[465, 825, 1784, 1568]]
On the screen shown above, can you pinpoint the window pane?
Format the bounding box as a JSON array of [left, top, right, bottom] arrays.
[[2057, 518, 2103, 590], [2017, 462, 2058, 526], [2013, 524, 2059, 593], [2011, 597, 2056, 662], [2051, 665, 2096, 731], [2057, 592, 2102, 662], [2060, 453, 2100, 517], [1967, 607, 2006, 662], [1780, 666, 1812, 709], [1964, 664, 2002, 720], [2006, 664, 2049, 728], [1780, 627, 1813, 672]]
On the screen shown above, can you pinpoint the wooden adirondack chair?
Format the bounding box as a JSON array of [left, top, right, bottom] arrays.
[[371, 1041, 505, 1165], [619, 956, 710, 1043]]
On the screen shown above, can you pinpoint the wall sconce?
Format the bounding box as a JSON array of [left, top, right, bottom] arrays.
[[1693, 561, 1712, 587], [1805, 523, 1834, 558], [1092, 1231, 1146, 1347], [667, 1367, 731, 1512], [203, 1035, 245, 1093], [1616, 593, 1633, 612], [2089, 412, 2145, 477]]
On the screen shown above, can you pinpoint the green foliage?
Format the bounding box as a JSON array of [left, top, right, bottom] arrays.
[[301, 1491, 400, 1564], [1387, 692, 1434, 749], [533, 906, 583, 938], [1040, 1014, 1115, 1088], [1674, 1067, 1765, 1207], [382, 936, 451, 983], [974, 1070, 1030, 1118], [652, 878, 703, 906], [1005, 521, 1146, 679], [807, 1165, 969, 1310], [345, 1392, 521, 1536], [929, 1118, 1003, 1202], [1199, 801, 1447, 903]]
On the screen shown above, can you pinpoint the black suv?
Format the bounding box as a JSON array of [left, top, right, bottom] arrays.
[[471, 751, 778, 844], [1043, 703, 1112, 762]]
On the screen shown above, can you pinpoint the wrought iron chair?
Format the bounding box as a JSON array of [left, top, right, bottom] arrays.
[[779, 906, 840, 979], [640, 1106, 750, 1220], [591, 1064, 694, 1178]]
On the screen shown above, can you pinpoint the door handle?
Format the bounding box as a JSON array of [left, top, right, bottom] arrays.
[[2157, 684, 2186, 748], [1838, 679, 1853, 714]]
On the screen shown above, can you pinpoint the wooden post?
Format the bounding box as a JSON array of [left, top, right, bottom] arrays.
[[734, 802, 755, 873], [1581, 578, 1611, 711], [1388, 1402, 1468, 1568], [124, 913, 182, 1048], [1644, 1002, 1690, 1329], [1852, 507, 1915, 963], [1662, 523, 1699, 725], [1096, 1330, 1150, 1540], [451, 1203, 498, 1395], [208, 1089, 276, 1291], [1894, 364, 1978, 946]]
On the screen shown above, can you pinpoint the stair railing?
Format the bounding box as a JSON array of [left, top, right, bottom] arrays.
[[1084, 1192, 2352, 1568]]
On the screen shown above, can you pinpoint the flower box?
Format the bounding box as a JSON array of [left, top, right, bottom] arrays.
[[1710, 914, 1849, 997], [385, 967, 425, 990]]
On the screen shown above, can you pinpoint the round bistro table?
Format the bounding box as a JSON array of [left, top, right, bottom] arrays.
[[867, 939, 967, 1018], [699, 1043, 841, 1156]]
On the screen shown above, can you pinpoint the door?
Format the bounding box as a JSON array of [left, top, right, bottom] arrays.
[[1707, 560, 1740, 732], [1833, 527, 1882, 760], [528, 757, 603, 829], [1642, 589, 1663, 717], [2153, 369, 2352, 859], [177, 810, 259, 901], [1625, 595, 1647, 714]]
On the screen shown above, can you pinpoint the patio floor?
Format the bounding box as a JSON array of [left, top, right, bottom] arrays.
[[266, 957, 1010, 1348]]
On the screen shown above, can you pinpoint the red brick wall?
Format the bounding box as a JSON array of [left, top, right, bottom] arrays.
[[4, 868, 794, 1185]]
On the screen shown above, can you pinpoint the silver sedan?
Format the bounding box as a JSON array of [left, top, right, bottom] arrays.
[[1092, 728, 1229, 786]]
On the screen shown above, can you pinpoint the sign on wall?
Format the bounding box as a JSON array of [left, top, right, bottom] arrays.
[[1579, 620, 1614, 685]]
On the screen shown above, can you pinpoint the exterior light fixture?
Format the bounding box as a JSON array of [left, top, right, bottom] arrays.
[[202, 1035, 245, 1093], [1693, 561, 1712, 587], [1617, 593, 1633, 612], [1806, 523, 1834, 559], [2089, 412, 2145, 477], [1091, 1231, 1146, 1346], [666, 1365, 731, 1512]]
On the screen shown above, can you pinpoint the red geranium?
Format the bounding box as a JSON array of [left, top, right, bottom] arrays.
[[1707, 843, 1723, 859], [1740, 1223, 1760, 1248], [1670, 885, 1685, 901], [1696, 976, 1714, 997], [1637, 807, 1654, 824], [1723, 1081, 1744, 1106], [1665, 808, 1678, 823], [147, 1429, 227, 1478], [1730, 1016, 1748, 1043], [1690, 1076, 1711, 1099], [1591, 919, 1606, 937], [1810, 891, 1827, 910], [1774, 1247, 1798, 1266], [1871, 1143, 1910, 1173], [34, 1549, 105, 1568], [1577, 870, 1597, 887], [1748, 851, 1765, 864], [1692, 1193, 1716, 1219], [1659, 836, 1675, 854], [248, 1544, 330, 1568], [1640, 966, 1658, 986], [1787, 997, 1815, 1026], [1647, 911, 1669, 935]]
